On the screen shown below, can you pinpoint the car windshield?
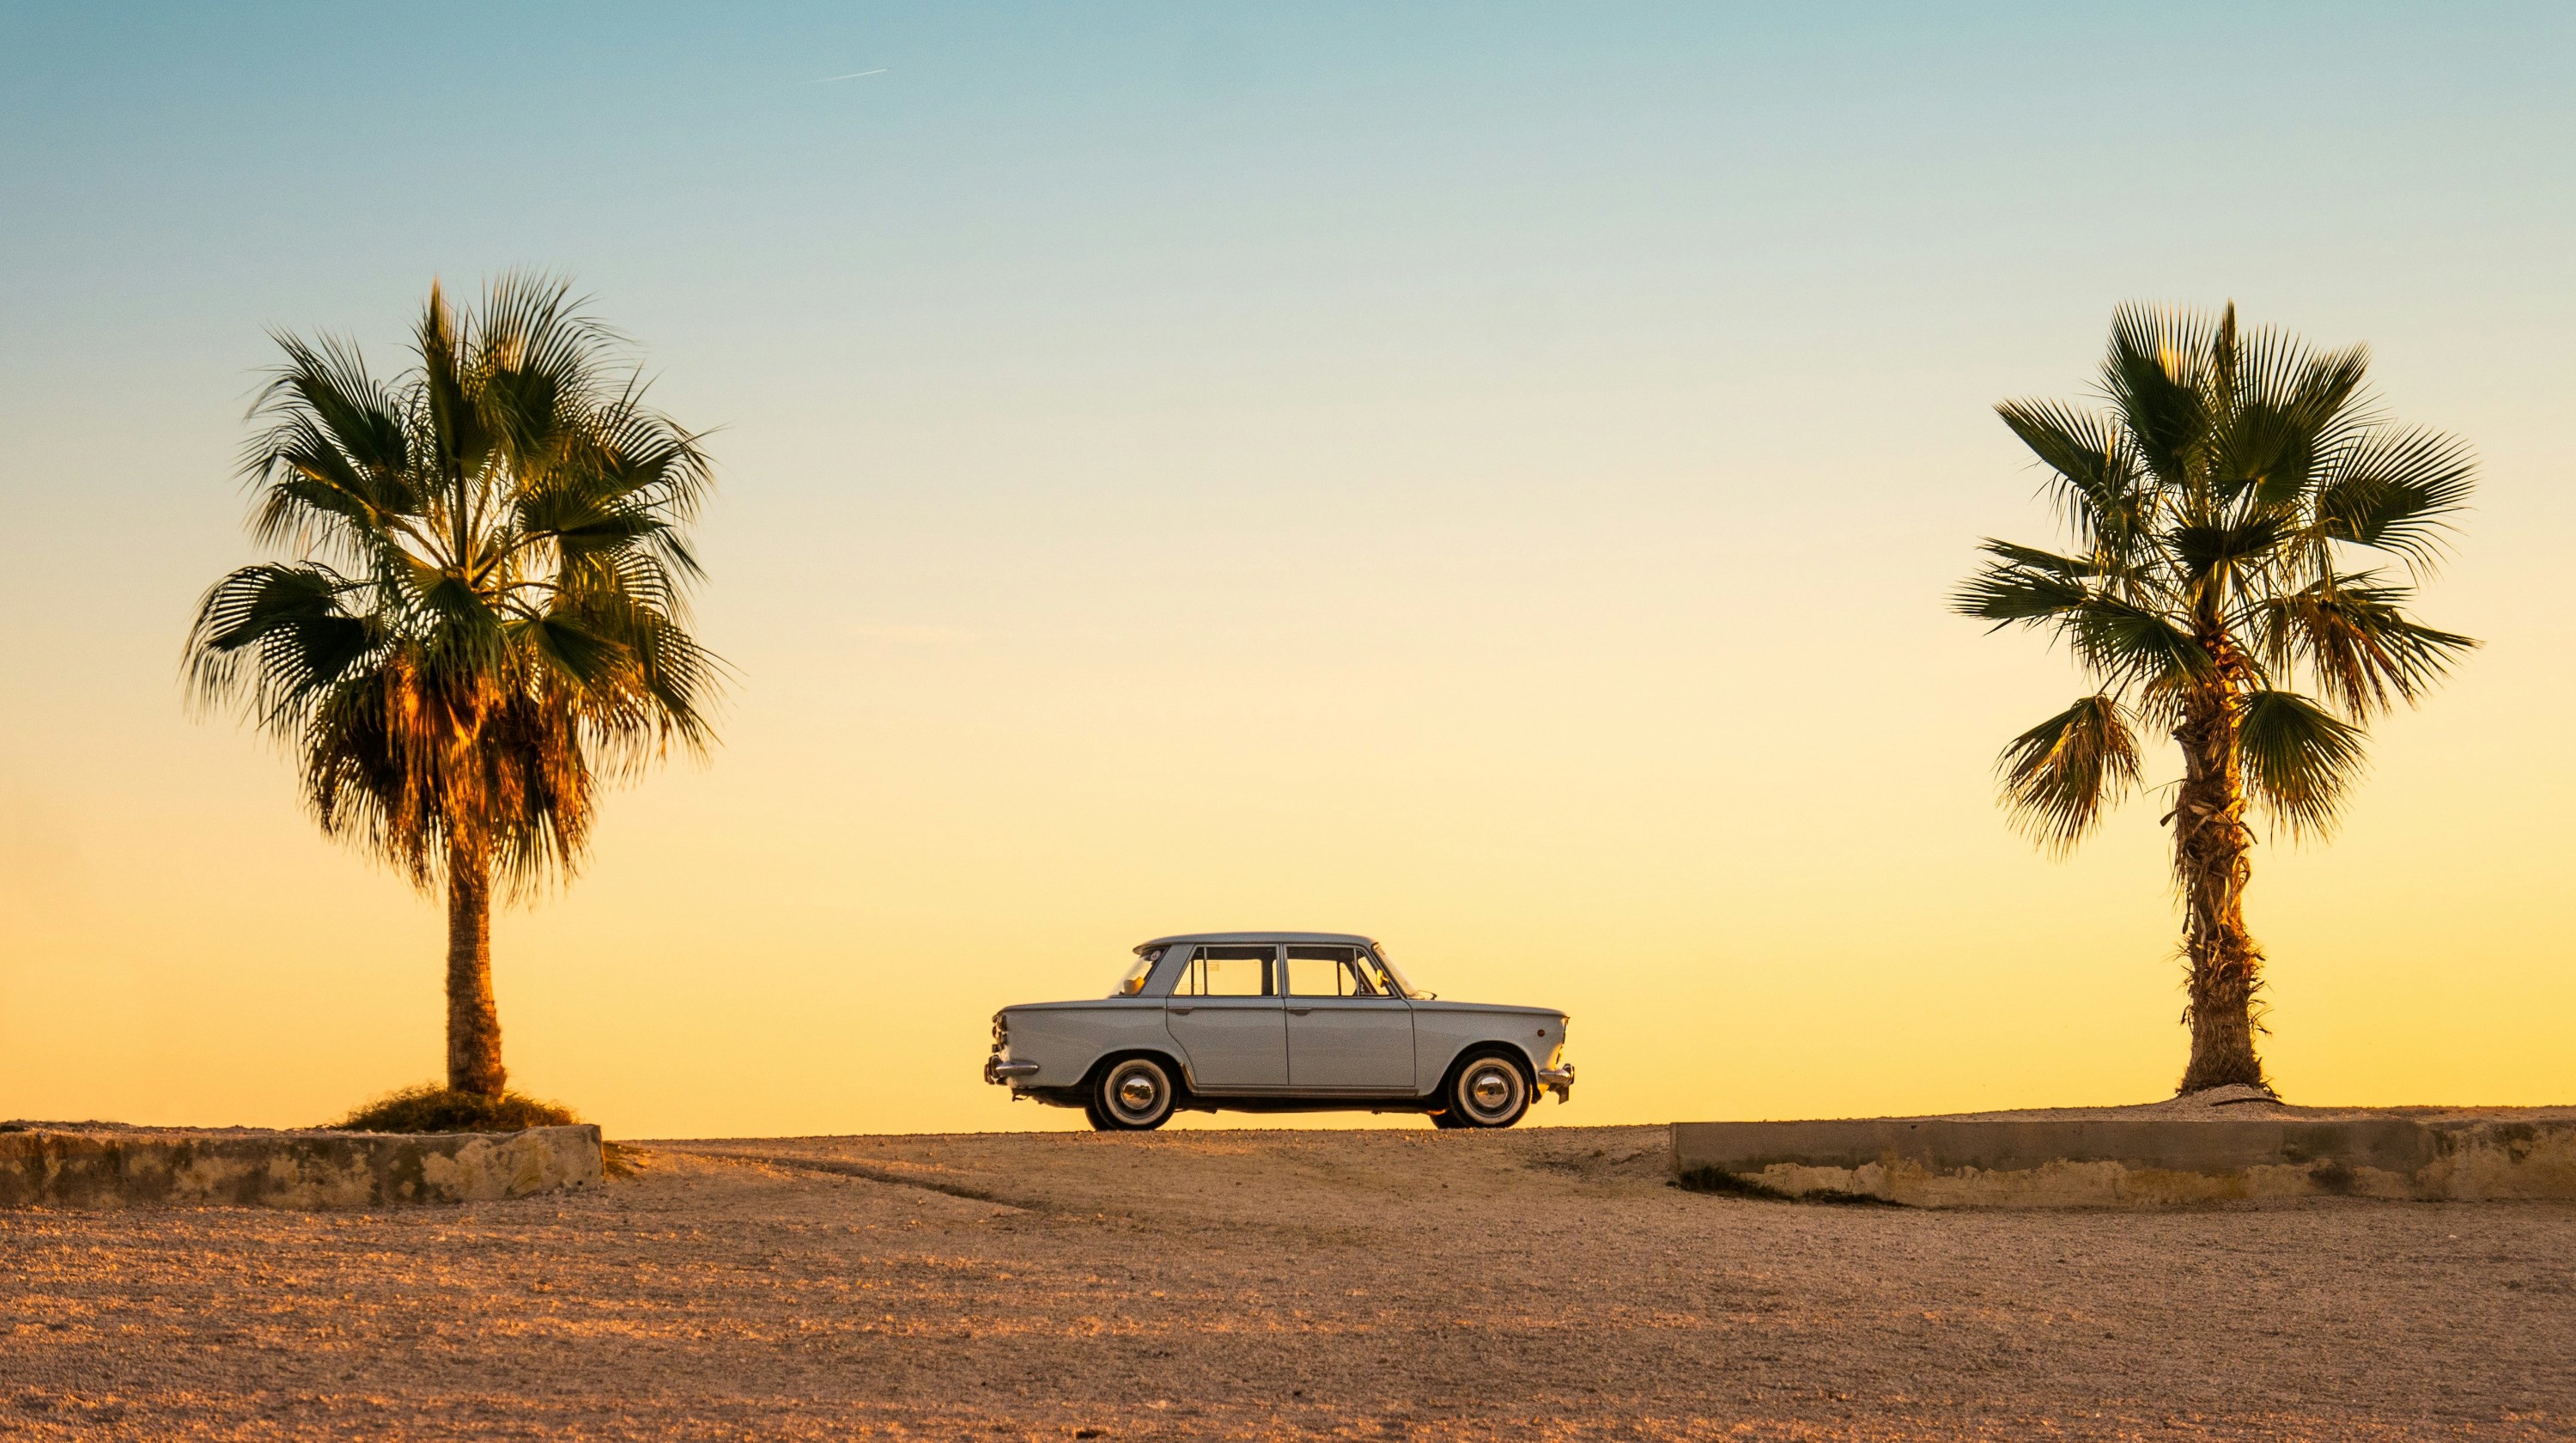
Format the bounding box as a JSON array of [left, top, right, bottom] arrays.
[[1374, 946, 1431, 999], [1112, 947, 1164, 997]]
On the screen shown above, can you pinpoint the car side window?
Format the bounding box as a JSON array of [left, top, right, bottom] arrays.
[[1284, 945, 1380, 997], [1172, 945, 1273, 997]]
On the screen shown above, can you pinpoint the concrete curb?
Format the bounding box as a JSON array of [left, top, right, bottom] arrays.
[[0, 1124, 605, 1210], [1671, 1117, 2576, 1207]]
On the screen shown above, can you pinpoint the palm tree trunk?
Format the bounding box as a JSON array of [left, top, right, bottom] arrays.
[[2172, 685, 2266, 1093], [445, 844, 507, 1096]]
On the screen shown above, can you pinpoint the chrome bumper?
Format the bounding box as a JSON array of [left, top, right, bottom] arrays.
[[984, 1056, 1041, 1085], [1536, 1063, 1576, 1102]]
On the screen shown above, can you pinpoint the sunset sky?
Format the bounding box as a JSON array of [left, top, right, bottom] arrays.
[[3, 3, 2570, 1137]]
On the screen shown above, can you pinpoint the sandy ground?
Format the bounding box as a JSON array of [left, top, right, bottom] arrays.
[[4, 1123, 2572, 1441]]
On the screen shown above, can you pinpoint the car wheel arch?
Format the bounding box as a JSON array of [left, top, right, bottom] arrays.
[[1443, 1041, 1535, 1087], [1430, 1038, 1540, 1097], [1084, 1047, 1196, 1097]]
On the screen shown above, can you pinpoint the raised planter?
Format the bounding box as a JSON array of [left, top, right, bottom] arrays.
[[0, 1123, 604, 1209], [1671, 1112, 2576, 1207]]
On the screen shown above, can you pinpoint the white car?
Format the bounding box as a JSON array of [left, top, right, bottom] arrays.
[[982, 931, 1575, 1130]]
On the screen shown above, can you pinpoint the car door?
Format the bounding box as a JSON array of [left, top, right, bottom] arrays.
[[1281, 944, 1414, 1091], [1163, 944, 1288, 1089]]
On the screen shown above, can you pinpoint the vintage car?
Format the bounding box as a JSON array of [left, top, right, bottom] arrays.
[[982, 931, 1574, 1130]]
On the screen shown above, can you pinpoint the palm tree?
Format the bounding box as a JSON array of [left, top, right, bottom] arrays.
[[1955, 303, 2475, 1093], [187, 276, 720, 1097]]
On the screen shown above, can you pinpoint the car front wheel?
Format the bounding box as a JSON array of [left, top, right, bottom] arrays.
[[1446, 1052, 1531, 1129], [1090, 1056, 1177, 1131]]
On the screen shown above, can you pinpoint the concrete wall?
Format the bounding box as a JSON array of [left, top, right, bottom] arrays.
[[0, 1125, 605, 1210], [1671, 1117, 2576, 1208]]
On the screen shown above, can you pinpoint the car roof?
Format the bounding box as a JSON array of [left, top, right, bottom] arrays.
[[1136, 930, 1379, 952]]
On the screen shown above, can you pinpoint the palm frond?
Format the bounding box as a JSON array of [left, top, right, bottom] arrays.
[[2212, 325, 2371, 511], [2273, 337, 2373, 455], [2234, 689, 2366, 837], [1952, 559, 2095, 625], [591, 408, 714, 526], [2314, 425, 2476, 570], [2165, 517, 2287, 590], [416, 281, 491, 500], [1995, 399, 2151, 556], [2260, 575, 2479, 718], [247, 332, 411, 487], [1974, 539, 2116, 578], [302, 664, 432, 882], [2103, 303, 2212, 489], [2066, 597, 2216, 691], [241, 336, 419, 557], [185, 563, 378, 726], [1997, 694, 2142, 854], [474, 274, 611, 472]]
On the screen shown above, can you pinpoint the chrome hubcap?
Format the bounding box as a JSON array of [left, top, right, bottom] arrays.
[[1117, 1073, 1159, 1111], [1463, 1064, 1521, 1118]]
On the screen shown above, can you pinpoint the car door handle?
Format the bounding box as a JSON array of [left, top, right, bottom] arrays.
[[1168, 1006, 1194, 1014], [1285, 1007, 1313, 1015]]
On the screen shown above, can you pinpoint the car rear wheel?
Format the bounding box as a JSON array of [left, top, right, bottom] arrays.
[[1446, 1051, 1530, 1129], [1090, 1056, 1177, 1131]]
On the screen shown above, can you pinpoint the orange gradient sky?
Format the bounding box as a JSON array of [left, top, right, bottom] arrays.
[[3, 5, 2571, 1136]]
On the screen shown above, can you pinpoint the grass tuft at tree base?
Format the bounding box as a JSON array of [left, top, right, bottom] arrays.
[[325, 1084, 643, 1177], [328, 1084, 580, 1134]]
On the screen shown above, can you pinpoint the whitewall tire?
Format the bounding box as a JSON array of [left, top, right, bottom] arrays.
[[1092, 1056, 1177, 1131], [1447, 1053, 1530, 1129]]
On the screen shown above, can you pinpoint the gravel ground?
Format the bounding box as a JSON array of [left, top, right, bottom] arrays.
[[3, 1123, 2572, 1440]]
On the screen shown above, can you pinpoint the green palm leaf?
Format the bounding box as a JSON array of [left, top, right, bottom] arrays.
[[1997, 695, 2142, 854], [2234, 690, 2366, 837], [1994, 399, 2152, 556], [2103, 304, 2212, 490], [2258, 575, 2478, 718], [1952, 561, 2094, 624], [2314, 426, 2476, 569], [2065, 597, 2217, 694]]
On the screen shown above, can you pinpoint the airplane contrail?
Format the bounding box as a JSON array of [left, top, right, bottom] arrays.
[[808, 68, 888, 83]]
